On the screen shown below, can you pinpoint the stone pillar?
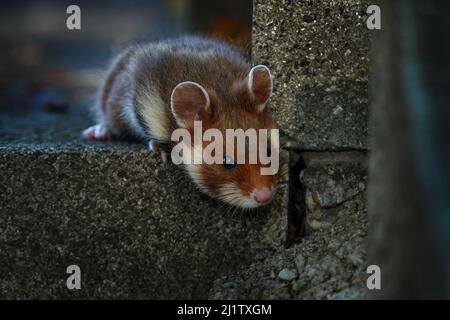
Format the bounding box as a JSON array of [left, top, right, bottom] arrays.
[[232, 0, 372, 298], [369, 0, 450, 299]]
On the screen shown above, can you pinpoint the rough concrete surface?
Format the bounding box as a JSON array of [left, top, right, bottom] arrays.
[[0, 106, 289, 299], [0, 106, 368, 300], [0, 0, 371, 299], [253, 0, 370, 150], [210, 152, 368, 299]]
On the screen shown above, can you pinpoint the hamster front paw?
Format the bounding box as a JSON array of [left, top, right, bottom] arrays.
[[148, 139, 169, 165], [81, 124, 113, 141], [148, 139, 168, 164]]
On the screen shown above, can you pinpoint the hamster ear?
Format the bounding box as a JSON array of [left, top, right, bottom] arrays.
[[170, 81, 210, 127], [247, 65, 273, 111]]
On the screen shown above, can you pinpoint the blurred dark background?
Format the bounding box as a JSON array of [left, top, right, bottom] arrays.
[[0, 0, 252, 113]]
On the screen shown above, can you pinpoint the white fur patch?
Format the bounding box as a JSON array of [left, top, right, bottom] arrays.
[[217, 183, 258, 209], [136, 85, 171, 141], [184, 165, 274, 209]]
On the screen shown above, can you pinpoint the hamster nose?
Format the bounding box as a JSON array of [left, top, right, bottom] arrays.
[[253, 187, 273, 204]]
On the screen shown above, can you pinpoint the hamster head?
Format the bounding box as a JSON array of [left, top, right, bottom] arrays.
[[170, 65, 279, 209]]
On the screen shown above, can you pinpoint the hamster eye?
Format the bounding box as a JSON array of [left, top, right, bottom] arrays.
[[223, 155, 236, 170]]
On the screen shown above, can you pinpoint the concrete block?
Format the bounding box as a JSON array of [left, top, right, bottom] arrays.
[[209, 152, 368, 299], [253, 0, 371, 150]]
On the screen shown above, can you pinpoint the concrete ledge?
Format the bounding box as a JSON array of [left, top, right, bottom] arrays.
[[0, 106, 289, 299]]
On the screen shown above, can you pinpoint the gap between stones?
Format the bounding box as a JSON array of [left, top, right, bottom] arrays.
[[284, 149, 367, 248]]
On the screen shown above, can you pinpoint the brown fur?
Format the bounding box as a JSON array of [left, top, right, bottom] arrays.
[[186, 88, 277, 200], [92, 36, 278, 208], [97, 47, 135, 137]]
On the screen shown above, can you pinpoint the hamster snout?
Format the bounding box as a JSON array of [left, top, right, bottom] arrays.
[[252, 187, 274, 205]]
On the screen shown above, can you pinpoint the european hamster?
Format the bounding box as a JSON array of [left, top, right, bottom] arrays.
[[82, 36, 279, 209]]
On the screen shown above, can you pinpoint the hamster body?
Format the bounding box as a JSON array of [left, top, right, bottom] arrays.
[[83, 36, 278, 209]]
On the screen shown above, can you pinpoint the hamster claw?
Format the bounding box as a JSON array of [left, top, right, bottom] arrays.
[[148, 139, 168, 164], [160, 150, 168, 164], [148, 139, 159, 153]]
